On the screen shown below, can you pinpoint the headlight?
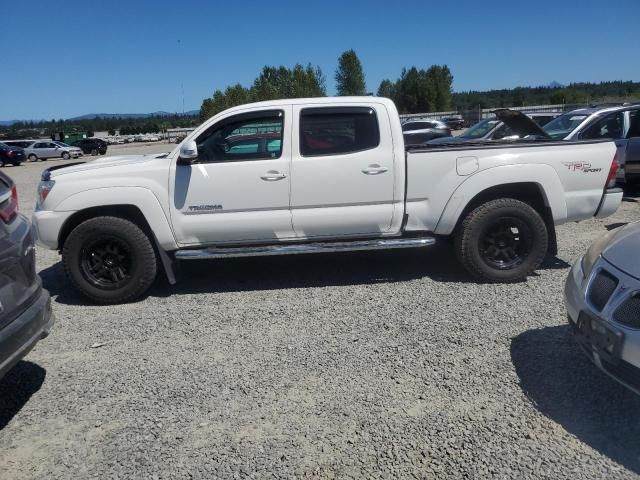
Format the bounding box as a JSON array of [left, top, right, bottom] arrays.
[[37, 180, 55, 205], [581, 228, 620, 277]]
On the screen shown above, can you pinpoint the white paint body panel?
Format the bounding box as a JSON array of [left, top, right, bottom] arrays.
[[31, 97, 620, 254]]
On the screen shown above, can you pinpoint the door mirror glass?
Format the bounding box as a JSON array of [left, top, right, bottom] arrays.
[[178, 140, 198, 164]]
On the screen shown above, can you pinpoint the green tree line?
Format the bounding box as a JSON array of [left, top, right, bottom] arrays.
[[199, 64, 327, 121], [451, 81, 640, 111], [0, 114, 199, 140]]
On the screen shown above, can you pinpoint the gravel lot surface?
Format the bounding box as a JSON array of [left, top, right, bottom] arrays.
[[0, 148, 639, 479]]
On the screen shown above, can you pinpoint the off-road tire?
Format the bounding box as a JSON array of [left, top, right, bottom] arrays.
[[454, 198, 548, 283], [62, 216, 158, 304]]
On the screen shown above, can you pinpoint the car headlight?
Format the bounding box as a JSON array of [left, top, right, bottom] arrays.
[[581, 228, 620, 277]]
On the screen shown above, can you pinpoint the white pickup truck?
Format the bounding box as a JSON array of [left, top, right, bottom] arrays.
[[32, 97, 623, 304]]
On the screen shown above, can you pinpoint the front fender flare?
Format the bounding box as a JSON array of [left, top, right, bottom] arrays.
[[55, 187, 178, 250]]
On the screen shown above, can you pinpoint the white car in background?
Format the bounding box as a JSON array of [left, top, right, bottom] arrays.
[[543, 104, 640, 141], [23, 141, 83, 161]]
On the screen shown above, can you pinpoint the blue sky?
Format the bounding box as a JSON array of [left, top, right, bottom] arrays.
[[2, 0, 639, 119]]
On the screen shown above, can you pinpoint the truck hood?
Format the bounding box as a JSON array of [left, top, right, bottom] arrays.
[[493, 109, 550, 139], [602, 222, 640, 279], [48, 153, 169, 177]]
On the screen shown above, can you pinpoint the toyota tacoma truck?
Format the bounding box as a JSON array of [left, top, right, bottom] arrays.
[[31, 97, 623, 304]]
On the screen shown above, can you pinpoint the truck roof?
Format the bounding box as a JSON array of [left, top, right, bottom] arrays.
[[217, 96, 396, 114]]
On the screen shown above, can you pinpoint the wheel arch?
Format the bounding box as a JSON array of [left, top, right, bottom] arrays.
[[435, 172, 567, 255], [58, 203, 177, 285], [58, 204, 151, 250]]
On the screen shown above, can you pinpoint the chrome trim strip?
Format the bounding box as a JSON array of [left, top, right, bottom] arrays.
[[175, 237, 435, 260]]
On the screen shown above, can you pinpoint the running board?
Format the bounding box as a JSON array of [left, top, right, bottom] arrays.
[[174, 237, 435, 260]]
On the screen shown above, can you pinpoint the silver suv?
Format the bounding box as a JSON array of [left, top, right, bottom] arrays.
[[23, 141, 83, 161]]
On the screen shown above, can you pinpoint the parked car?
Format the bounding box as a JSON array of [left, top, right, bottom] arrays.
[[402, 119, 451, 144], [32, 97, 621, 304], [0, 142, 26, 166], [428, 111, 560, 145], [441, 115, 465, 130], [565, 220, 640, 395], [3, 140, 34, 149], [71, 138, 108, 155], [0, 171, 54, 380], [620, 117, 640, 187], [543, 104, 639, 140], [23, 141, 83, 161], [543, 104, 640, 187]]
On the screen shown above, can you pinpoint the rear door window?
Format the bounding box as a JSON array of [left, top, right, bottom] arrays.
[[300, 107, 380, 156], [581, 112, 625, 140]]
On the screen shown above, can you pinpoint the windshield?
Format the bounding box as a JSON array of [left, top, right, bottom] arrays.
[[54, 141, 71, 147], [543, 113, 589, 139], [460, 118, 500, 139], [0, 143, 8, 148]]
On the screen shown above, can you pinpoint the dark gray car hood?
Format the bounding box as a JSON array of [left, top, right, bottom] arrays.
[[493, 109, 550, 139], [603, 222, 640, 279]]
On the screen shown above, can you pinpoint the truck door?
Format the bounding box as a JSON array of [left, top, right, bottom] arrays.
[[290, 104, 396, 238], [169, 107, 295, 245]]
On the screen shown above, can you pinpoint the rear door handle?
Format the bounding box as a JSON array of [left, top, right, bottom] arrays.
[[260, 170, 287, 181], [362, 164, 388, 175]]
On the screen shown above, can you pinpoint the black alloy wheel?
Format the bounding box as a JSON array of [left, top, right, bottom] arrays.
[[80, 236, 132, 289], [479, 217, 532, 270]]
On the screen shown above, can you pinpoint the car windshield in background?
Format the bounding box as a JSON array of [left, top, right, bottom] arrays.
[[460, 118, 500, 139], [54, 141, 72, 148], [543, 113, 588, 139]]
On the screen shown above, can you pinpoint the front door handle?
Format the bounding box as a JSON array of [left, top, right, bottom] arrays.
[[362, 164, 388, 175], [260, 170, 287, 181]]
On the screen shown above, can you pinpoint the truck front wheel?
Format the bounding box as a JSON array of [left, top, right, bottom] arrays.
[[455, 198, 548, 283], [62, 216, 158, 304]]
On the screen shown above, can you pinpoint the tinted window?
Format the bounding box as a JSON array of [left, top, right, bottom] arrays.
[[196, 110, 284, 163], [531, 115, 556, 127], [581, 112, 624, 140], [300, 107, 379, 156], [34, 143, 47, 148]]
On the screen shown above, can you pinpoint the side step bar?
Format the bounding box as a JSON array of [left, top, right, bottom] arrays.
[[174, 237, 435, 260]]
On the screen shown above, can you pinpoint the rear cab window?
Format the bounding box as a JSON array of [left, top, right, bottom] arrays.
[[299, 107, 380, 156]]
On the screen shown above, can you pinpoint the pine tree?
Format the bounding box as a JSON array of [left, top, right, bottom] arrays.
[[335, 49, 366, 96]]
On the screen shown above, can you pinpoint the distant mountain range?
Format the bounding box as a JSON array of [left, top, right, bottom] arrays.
[[0, 110, 199, 126]]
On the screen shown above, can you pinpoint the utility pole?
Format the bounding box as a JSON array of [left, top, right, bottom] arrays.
[[178, 39, 185, 115]]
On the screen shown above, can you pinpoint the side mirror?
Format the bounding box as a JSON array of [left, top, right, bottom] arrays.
[[178, 140, 198, 164]]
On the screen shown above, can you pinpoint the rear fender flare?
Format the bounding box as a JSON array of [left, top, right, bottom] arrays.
[[434, 164, 567, 235]]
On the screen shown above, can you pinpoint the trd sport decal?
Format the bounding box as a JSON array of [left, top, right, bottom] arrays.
[[562, 161, 602, 173]]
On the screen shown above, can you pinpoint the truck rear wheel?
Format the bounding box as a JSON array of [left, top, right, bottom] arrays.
[[62, 216, 157, 304], [455, 198, 548, 283]]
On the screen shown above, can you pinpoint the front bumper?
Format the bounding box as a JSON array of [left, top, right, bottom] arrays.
[[565, 258, 640, 395], [0, 288, 54, 379], [31, 209, 74, 250], [595, 188, 623, 219]]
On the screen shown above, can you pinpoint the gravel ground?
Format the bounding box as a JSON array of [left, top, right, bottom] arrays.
[[0, 152, 639, 479]]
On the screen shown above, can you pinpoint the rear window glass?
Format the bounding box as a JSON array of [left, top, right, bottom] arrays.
[[300, 107, 380, 156]]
